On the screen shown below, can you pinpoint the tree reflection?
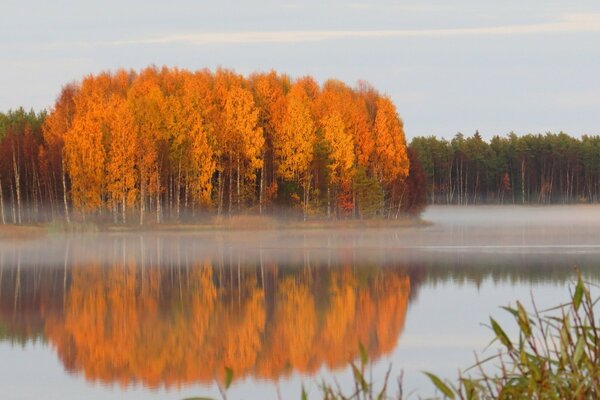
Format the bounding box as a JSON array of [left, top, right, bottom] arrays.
[[0, 247, 411, 389]]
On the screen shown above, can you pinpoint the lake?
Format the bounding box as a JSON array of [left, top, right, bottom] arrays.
[[1, 205, 599, 399]]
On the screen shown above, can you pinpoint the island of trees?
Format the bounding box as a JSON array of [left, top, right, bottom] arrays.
[[0, 67, 426, 225]]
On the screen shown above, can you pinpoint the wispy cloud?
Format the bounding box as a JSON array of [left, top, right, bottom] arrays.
[[49, 13, 600, 48]]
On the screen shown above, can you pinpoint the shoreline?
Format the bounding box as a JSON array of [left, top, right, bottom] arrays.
[[0, 216, 429, 238]]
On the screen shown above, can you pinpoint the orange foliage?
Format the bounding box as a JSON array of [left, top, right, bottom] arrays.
[[275, 82, 316, 183], [106, 95, 138, 220], [41, 67, 411, 220], [373, 96, 409, 185]]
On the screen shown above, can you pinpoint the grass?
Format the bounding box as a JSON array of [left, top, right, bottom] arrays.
[[423, 272, 600, 399]]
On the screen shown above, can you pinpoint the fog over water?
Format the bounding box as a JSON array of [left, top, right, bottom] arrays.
[[0, 205, 599, 399], [2, 205, 600, 268]]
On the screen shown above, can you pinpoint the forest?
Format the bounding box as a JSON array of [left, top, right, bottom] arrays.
[[3, 67, 598, 226], [0, 67, 426, 225], [411, 132, 600, 205]]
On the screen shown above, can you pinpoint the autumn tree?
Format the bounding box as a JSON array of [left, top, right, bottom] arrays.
[[182, 70, 218, 210], [127, 68, 165, 224], [249, 71, 289, 213], [42, 85, 77, 223], [223, 86, 264, 213], [188, 115, 216, 207], [275, 82, 317, 219], [105, 95, 137, 223], [321, 112, 354, 216], [373, 96, 409, 215], [63, 74, 110, 214]]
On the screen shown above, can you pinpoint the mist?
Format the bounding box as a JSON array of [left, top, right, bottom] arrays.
[[1, 205, 599, 271]]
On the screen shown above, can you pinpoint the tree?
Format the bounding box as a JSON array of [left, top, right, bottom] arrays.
[[189, 115, 216, 206], [42, 85, 78, 223], [223, 86, 264, 213], [249, 71, 289, 213], [63, 75, 110, 214], [105, 95, 137, 223], [128, 68, 165, 224], [400, 147, 427, 215], [373, 97, 409, 185], [275, 83, 316, 219], [322, 112, 354, 217], [354, 166, 384, 218], [373, 97, 409, 215]]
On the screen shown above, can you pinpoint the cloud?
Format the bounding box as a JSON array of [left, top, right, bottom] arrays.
[[48, 13, 600, 48]]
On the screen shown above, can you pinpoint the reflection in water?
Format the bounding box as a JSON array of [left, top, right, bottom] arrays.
[[2, 207, 600, 397], [1, 220, 599, 392], [0, 238, 411, 389]]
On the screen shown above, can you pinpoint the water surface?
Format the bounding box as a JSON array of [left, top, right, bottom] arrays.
[[1, 205, 599, 399]]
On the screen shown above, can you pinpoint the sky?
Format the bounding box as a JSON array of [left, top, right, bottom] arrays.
[[1, 0, 599, 139]]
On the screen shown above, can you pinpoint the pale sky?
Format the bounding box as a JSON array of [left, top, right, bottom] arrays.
[[1, 0, 599, 139]]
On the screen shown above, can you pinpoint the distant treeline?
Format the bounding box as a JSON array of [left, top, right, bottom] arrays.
[[411, 132, 600, 205], [0, 67, 427, 225]]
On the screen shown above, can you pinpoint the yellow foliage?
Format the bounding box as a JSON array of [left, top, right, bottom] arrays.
[[276, 83, 316, 182], [374, 96, 410, 184]]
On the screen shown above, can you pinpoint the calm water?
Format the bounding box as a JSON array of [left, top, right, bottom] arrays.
[[1, 206, 600, 400]]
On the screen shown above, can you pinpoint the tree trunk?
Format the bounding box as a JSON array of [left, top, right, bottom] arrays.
[[49, 171, 57, 221], [168, 174, 173, 220], [62, 159, 70, 224], [217, 168, 223, 216], [176, 151, 182, 221], [156, 171, 161, 224], [395, 185, 405, 220], [303, 183, 308, 222], [448, 158, 454, 204], [521, 158, 525, 204], [259, 151, 265, 215], [228, 163, 233, 215], [352, 177, 357, 219], [35, 168, 43, 222], [431, 165, 435, 204], [303, 174, 311, 222], [32, 166, 38, 221], [388, 185, 395, 219], [12, 145, 21, 225], [10, 181, 16, 224], [140, 171, 145, 225], [0, 177, 5, 224], [327, 186, 331, 219], [236, 155, 241, 211], [184, 170, 189, 211], [122, 192, 126, 224], [464, 161, 469, 205]]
